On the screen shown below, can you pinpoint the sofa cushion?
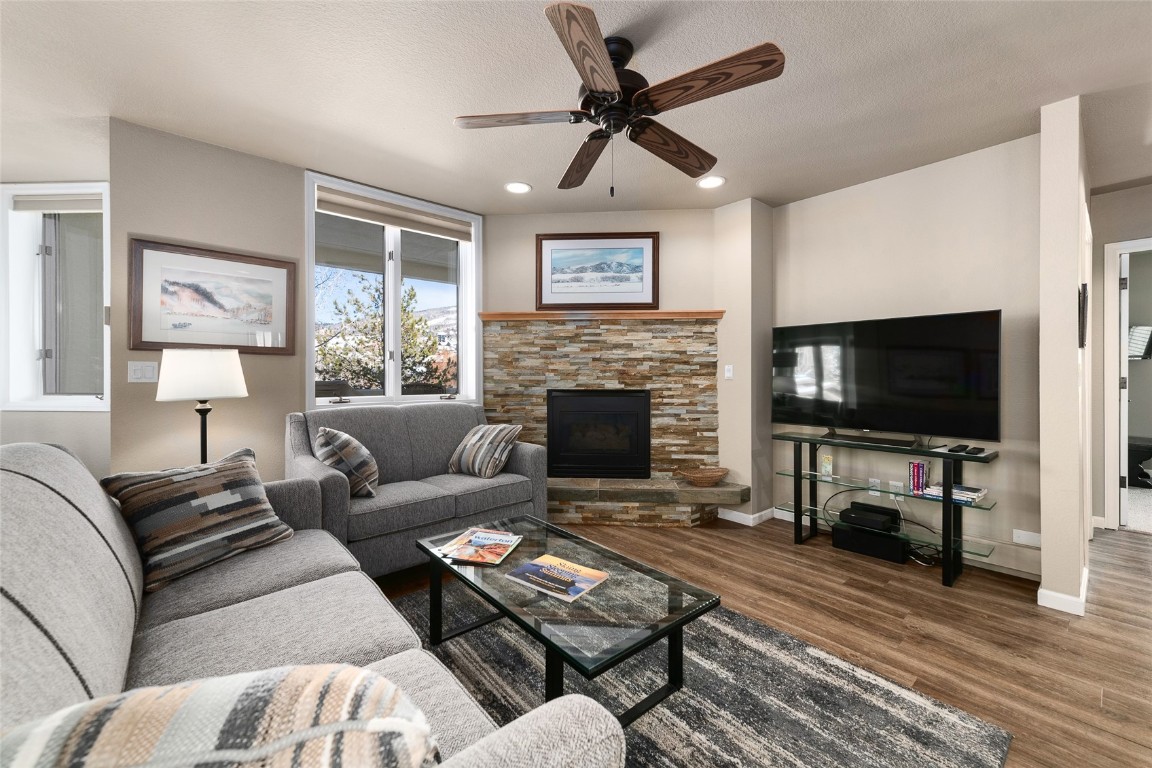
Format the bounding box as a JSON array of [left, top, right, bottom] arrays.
[[422, 472, 533, 517], [1, 443, 143, 731], [137, 530, 360, 631], [315, 426, 379, 497], [101, 448, 293, 592], [1, 664, 440, 768], [367, 649, 496, 760], [448, 424, 523, 478], [303, 406, 417, 483], [347, 481, 455, 542], [404, 403, 488, 480], [127, 571, 420, 689]]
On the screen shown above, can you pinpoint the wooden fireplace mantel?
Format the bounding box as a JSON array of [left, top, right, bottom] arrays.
[[478, 310, 725, 321]]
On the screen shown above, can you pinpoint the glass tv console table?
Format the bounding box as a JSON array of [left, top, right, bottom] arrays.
[[772, 432, 999, 587]]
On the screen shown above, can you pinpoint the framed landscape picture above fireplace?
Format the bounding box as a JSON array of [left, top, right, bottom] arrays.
[[536, 232, 659, 310]]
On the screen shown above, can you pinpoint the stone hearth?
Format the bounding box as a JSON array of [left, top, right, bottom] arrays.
[[548, 477, 751, 527]]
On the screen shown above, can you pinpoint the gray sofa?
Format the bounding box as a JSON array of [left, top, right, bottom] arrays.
[[285, 402, 546, 577], [0, 442, 624, 766]]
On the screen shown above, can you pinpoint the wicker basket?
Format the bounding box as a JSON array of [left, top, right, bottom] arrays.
[[675, 466, 729, 487]]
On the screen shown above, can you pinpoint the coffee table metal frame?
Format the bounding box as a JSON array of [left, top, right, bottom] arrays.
[[417, 515, 719, 726]]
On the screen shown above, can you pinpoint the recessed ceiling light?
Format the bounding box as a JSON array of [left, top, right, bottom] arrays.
[[696, 176, 726, 189], [504, 182, 532, 194]]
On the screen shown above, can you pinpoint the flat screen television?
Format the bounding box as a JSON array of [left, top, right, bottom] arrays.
[[771, 310, 1001, 443]]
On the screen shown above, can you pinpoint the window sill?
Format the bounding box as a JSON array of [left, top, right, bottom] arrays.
[[2, 398, 109, 413], [310, 395, 478, 409]]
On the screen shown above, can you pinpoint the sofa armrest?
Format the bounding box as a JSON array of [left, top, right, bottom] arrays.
[[439, 695, 624, 768], [284, 412, 351, 543], [263, 477, 322, 530], [504, 441, 546, 517]]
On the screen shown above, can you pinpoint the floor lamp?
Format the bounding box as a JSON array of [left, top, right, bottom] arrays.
[[156, 348, 249, 464]]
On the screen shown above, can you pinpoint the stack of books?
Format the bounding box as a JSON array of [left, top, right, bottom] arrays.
[[922, 484, 988, 505], [907, 461, 931, 495]]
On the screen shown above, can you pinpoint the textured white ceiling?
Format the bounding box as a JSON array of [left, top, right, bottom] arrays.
[[2, 1, 1150, 214]]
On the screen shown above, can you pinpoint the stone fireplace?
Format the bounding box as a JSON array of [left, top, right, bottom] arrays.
[[546, 389, 651, 479], [481, 311, 747, 526]]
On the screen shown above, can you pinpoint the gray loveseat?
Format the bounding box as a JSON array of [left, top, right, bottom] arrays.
[[0, 442, 624, 766], [285, 402, 546, 577]]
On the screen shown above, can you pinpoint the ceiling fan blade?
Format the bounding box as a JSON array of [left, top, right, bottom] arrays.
[[558, 129, 611, 189], [454, 110, 590, 129], [633, 41, 785, 114], [544, 3, 621, 97], [627, 118, 716, 178]]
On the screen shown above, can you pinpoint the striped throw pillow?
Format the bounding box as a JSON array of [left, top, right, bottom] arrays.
[[449, 424, 523, 479], [315, 427, 379, 497], [100, 448, 292, 592], [0, 664, 440, 768]]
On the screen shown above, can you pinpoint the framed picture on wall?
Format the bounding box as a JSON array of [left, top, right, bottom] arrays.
[[129, 239, 296, 354], [536, 232, 659, 310]]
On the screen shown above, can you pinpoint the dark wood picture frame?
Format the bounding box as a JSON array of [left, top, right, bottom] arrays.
[[130, 239, 296, 355], [536, 232, 660, 311]]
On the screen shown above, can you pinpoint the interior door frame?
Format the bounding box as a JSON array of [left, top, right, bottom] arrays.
[[1103, 237, 1152, 529]]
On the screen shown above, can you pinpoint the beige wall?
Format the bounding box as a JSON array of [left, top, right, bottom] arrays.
[[771, 135, 1043, 576], [483, 209, 715, 312], [109, 121, 306, 479], [0, 411, 111, 476], [712, 199, 774, 514], [1038, 97, 1090, 605]]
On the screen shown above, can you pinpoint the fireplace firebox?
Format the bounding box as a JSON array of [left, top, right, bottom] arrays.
[[547, 389, 651, 479]]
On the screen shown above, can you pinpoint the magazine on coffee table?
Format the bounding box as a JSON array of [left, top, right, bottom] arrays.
[[437, 528, 522, 565], [505, 554, 610, 602]]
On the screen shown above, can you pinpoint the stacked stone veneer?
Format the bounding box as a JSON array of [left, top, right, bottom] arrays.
[[482, 317, 720, 526]]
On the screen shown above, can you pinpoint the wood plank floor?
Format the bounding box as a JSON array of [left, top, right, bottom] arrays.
[[381, 520, 1151, 768]]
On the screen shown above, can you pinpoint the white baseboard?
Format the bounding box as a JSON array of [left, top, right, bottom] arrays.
[[717, 507, 775, 526], [1037, 566, 1088, 616]]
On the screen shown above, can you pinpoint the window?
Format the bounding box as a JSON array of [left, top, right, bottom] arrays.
[[1, 183, 110, 411], [306, 173, 480, 406]]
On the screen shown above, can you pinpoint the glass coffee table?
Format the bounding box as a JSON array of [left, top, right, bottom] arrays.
[[416, 515, 720, 726]]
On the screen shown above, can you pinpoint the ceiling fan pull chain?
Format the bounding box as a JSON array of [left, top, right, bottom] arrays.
[[610, 134, 615, 198]]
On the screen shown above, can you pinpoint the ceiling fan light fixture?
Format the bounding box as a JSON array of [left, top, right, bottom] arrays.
[[504, 181, 533, 194], [696, 175, 726, 189]]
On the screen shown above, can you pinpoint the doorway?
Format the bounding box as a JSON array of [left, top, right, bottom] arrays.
[[1103, 238, 1152, 532]]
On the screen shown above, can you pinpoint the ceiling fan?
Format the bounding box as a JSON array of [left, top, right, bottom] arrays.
[[454, 2, 786, 190]]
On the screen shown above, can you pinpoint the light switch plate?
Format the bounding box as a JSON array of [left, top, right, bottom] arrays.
[[128, 361, 158, 382], [724, 365, 734, 380]]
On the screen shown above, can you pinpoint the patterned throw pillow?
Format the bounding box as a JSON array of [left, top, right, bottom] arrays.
[[101, 448, 293, 592], [315, 427, 379, 497], [449, 424, 523, 479], [0, 664, 440, 768]]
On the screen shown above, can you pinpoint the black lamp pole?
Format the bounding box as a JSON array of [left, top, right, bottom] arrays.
[[194, 400, 213, 464]]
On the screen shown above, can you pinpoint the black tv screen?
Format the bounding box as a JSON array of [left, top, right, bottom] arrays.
[[771, 310, 1001, 441]]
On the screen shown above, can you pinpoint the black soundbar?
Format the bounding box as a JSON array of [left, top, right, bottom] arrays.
[[831, 524, 908, 564]]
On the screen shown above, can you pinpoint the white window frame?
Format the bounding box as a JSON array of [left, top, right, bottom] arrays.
[[1, 182, 110, 412], [304, 172, 482, 409]]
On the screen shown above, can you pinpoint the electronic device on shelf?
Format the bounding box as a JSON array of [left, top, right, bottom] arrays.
[[841, 501, 900, 533], [771, 310, 1001, 443], [965, 447, 985, 455], [948, 444, 970, 453]]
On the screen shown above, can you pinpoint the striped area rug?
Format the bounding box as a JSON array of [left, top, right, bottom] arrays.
[[393, 586, 1011, 768]]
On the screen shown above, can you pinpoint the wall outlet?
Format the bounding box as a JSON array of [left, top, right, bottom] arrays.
[[888, 480, 904, 499], [723, 364, 734, 380], [1012, 529, 1041, 547], [869, 477, 881, 497]]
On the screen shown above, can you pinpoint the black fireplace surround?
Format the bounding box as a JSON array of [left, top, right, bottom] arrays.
[[547, 389, 651, 479]]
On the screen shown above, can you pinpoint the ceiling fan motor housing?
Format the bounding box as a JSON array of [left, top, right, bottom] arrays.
[[578, 66, 651, 134]]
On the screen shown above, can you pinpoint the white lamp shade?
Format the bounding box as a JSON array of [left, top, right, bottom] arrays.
[[156, 349, 249, 402]]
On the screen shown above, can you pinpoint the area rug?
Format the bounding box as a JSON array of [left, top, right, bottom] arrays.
[[392, 586, 1011, 768]]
